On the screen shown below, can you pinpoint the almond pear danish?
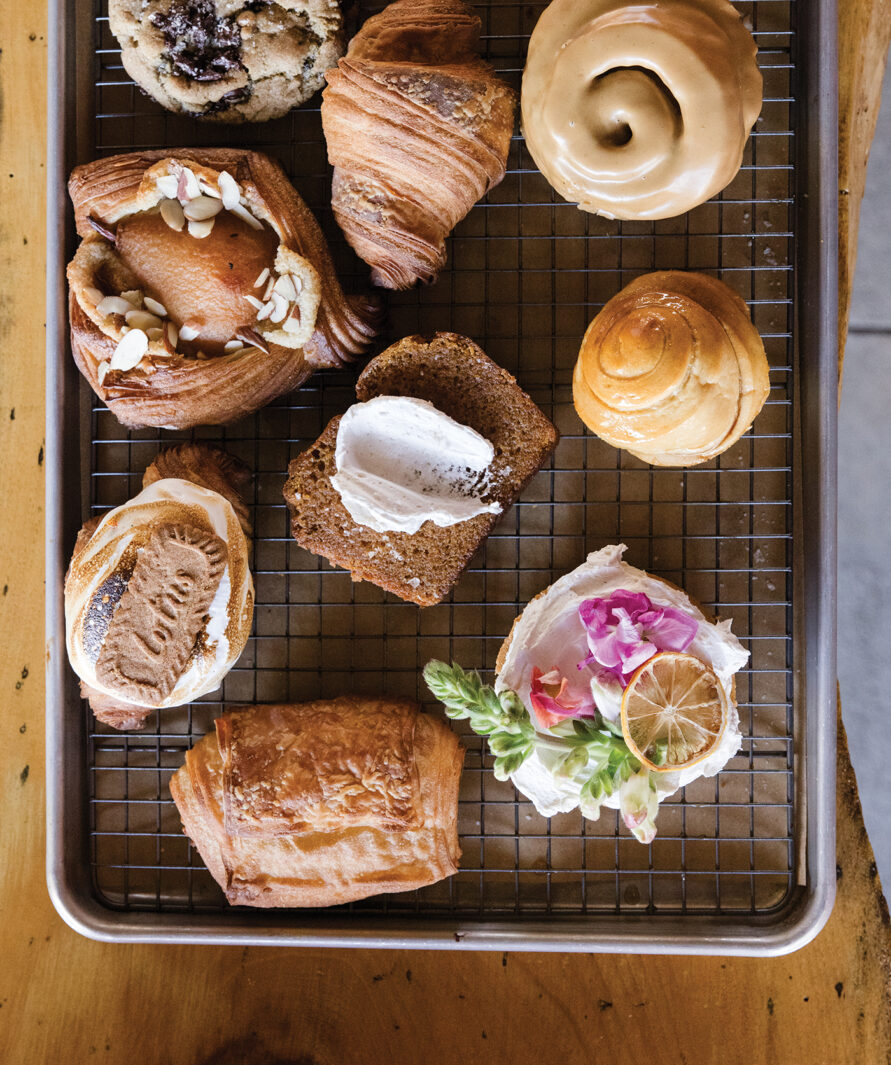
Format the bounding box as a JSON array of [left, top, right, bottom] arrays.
[[321, 0, 517, 289], [66, 149, 382, 429], [522, 0, 762, 220], [65, 445, 254, 730], [573, 271, 770, 466]]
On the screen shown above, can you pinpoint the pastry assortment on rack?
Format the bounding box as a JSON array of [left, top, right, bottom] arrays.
[[572, 271, 771, 465], [60, 2, 775, 881], [521, 0, 763, 220], [283, 332, 559, 605], [64, 445, 254, 731], [67, 149, 381, 429], [425, 544, 749, 844], [321, 0, 517, 288], [169, 697, 464, 906], [109, 0, 345, 122]]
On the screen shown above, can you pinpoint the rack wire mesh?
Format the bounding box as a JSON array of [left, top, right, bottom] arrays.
[[83, 0, 799, 921]]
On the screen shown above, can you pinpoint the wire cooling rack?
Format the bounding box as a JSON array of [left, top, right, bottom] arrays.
[[83, 0, 800, 922]]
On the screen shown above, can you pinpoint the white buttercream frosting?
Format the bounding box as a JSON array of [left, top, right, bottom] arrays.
[[64, 478, 253, 711], [497, 544, 749, 817], [330, 395, 502, 534]]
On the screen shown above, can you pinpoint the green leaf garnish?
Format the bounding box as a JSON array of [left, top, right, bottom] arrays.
[[423, 660, 642, 802]]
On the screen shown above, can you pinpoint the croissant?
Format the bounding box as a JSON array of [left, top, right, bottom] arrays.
[[573, 271, 771, 466], [169, 698, 464, 907], [522, 0, 762, 220], [65, 444, 254, 729], [67, 149, 382, 429], [321, 0, 517, 289]]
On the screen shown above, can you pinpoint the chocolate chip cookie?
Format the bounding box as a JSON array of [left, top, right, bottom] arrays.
[[109, 0, 344, 122]]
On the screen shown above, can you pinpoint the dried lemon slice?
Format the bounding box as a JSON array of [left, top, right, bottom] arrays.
[[620, 652, 728, 772]]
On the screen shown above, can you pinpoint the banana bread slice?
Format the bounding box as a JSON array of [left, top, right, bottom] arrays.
[[283, 332, 559, 605]]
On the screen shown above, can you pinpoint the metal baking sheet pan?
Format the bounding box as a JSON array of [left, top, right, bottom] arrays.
[[45, 0, 838, 953]]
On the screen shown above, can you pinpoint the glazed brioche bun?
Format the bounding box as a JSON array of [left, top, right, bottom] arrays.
[[573, 271, 770, 466]]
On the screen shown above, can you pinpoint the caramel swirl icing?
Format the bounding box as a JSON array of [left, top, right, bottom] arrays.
[[521, 0, 762, 220]]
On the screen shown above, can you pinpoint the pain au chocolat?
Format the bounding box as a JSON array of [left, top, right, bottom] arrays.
[[65, 444, 254, 730], [67, 149, 382, 429], [169, 697, 464, 907]]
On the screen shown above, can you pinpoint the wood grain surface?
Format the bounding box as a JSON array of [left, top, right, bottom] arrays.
[[1, 2, 889, 1063]]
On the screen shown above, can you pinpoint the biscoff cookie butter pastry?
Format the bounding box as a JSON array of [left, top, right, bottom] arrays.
[[65, 445, 254, 730], [521, 0, 762, 220]]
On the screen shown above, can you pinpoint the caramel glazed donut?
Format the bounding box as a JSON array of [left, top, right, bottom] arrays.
[[573, 271, 770, 466], [66, 150, 382, 430], [521, 0, 763, 220]]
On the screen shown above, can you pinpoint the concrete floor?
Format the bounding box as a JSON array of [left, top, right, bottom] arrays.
[[838, 61, 891, 885]]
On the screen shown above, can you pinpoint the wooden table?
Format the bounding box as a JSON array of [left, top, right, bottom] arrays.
[[2, 4, 889, 1062]]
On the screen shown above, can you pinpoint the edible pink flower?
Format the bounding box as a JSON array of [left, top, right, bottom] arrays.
[[529, 666, 595, 730], [619, 773, 659, 844], [578, 589, 697, 683]]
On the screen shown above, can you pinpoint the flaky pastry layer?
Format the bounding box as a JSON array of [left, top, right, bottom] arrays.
[[170, 698, 464, 907], [67, 149, 382, 428]]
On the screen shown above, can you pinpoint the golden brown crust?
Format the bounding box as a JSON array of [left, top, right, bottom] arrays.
[[142, 444, 252, 537], [169, 699, 465, 907], [67, 149, 383, 429], [321, 0, 517, 289], [216, 698, 422, 836], [573, 271, 771, 466], [80, 681, 156, 730]]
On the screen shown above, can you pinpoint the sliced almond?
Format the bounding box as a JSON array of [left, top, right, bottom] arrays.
[[143, 296, 167, 317], [273, 274, 297, 302], [166, 321, 179, 348], [146, 327, 164, 341], [254, 267, 270, 289], [183, 196, 223, 222], [282, 312, 303, 334], [160, 197, 186, 232], [262, 275, 275, 301], [84, 286, 105, 305], [179, 323, 200, 341], [235, 327, 269, 354], [97, 360, 111, 385], [155, 175, 179, 199], [109, 328, 149, 371], [269, 291, 288, 323], [290, 273, 303, 295], [97, 295, 134, 317], [244, 294, 265, 312], [218, 171, 241, 211], [224, 340, 245, 353], [180, 167, 201, 202], [198, 180, 222, 199], [229, 202, 263, 230], [125, 309, 163, 331], [120, 290, 143, 306], [256, 299, 274, 322], [187, 218, 215, 239]]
